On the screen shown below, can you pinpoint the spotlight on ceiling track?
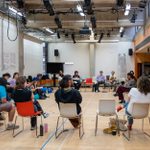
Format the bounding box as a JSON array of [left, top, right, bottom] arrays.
[[119, 27, 124, 37], [43, 0, 55, 16], [124, 3, 131, 16], [84, 0, 93, 15], [116, 0, 124, 7], [57, 31, 60, 39], [76, 5, 85, 16], [55, 16, 62, 29], [90, 16, 96, 29], [98, 33, 104, 43], [139, 0, 147, 9], [71, 33, 76, 44], [130, 12, 137, 23], [16, 0, 25, 9]]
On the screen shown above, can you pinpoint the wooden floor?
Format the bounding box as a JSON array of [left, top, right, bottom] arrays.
[[0, 88, 150, 150]]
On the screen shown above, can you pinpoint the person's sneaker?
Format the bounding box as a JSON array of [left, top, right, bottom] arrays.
[[0, 113, 5, 120], [31, 126, 36, 130], [6, 124, 19, 130], [113, 93, 118, 97], [117, 105, 123, 112], [43, 112, 49, 118]]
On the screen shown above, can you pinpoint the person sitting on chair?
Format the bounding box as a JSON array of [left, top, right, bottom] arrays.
[[0, 78, 19, 130], [93, 71, 105, 92], [13, 76, 49, 130], [72, 71, 81, 90], [114, 72, 136, 103], [55, 75, 82, 128], [117, 76, 150, 130]]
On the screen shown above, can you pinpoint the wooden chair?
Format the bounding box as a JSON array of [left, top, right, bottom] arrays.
[[55, 102, 84, 139]]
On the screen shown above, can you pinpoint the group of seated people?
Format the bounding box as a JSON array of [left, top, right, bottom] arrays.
[[1, 70, 150, 135], [0, 72, 49, 130]]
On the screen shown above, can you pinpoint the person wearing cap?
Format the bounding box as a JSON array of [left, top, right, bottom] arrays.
[[55, 75, 82, 128], [0, 78, 19, 130]]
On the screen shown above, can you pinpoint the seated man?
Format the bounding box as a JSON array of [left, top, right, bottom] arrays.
[[55, 75, 82, 128], [93, 71, 105, 92], [0, 78, 19, 130], [114, 73, 136, 103]]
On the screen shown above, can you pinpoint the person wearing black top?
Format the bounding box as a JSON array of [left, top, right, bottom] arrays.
[[55, 75, 82, 128], [72, 71, 81, 90], [13, 76, 48, 130]]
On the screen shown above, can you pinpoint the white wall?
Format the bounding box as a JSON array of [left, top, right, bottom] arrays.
[[95, 42, 134, 78], [0, 16, 19, 76], [48, 41, 134, 78], [24, 39, 43, 76]]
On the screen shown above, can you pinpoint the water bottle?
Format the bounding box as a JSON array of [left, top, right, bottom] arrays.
[[40, 124, 44, 136]]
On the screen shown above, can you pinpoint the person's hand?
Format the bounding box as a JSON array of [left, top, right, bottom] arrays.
[[1, 99, 7, 103]]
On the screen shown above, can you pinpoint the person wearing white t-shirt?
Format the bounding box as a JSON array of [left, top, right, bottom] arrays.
[[117, 76, 150, 130]]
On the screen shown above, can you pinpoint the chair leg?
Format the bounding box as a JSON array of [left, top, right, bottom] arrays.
[[115, 114, 120, 136], [55, 116, 60, 138], [79, 115, 84, 139], [122, 129, 130, 141], [95, 114, 98, 136], [13, 116, 24, 138], [142, 119, 144, 131], [62, 118, 65, 132]]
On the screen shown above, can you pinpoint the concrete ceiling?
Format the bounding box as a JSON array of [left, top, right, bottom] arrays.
[[3, 0, 146, 42]]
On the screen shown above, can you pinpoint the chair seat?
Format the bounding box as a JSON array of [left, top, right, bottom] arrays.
[[96, 110, 116, 116], [60, 112, 82, 119]]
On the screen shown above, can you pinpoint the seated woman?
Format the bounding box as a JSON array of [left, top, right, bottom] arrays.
[[13, 76, 49, 130], [55, 75, 82, 128], [0, 78, 19, 130], [72, 71, 82, 90], [117, 76, 150, 130], [114, 72, 136, 103]]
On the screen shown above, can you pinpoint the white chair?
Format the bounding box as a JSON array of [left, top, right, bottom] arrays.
[[55, 103, 84, 139], [123, 103, 150, 141], [95, 99, 119, 136]]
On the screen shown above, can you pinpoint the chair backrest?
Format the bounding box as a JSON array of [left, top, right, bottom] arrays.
[[59, 103, 78, 118], [131, 103, 150, 119], [15, 101, 36, 117], [85, 78, 92, 84], [98, 99, 116, 116]]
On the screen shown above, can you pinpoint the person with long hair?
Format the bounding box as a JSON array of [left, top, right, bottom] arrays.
[[117, 76, 150, 130], [13, 76, 49, 130], [55, 75, 82, 128]]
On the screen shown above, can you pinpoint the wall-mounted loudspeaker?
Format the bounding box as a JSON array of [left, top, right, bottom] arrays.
[[54, 49, 59, 56], [128, 48, 133, 56]]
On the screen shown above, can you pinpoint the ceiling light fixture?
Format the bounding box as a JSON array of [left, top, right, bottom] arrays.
[[119, 27, 124, 33], [76, 5, 85, 16], [124, 3, 131, 16], [98, 33, 104, 43], [8, 6, 23, 16], [54, 16, 62, 28], [43, 0, 55, 16]]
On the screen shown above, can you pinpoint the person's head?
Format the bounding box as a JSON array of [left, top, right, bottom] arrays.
[[16, 76, 27, 89], [74, 71, 78, 75], [137, 76, 150, 95], [111, 71, 115, 75], [99, 71, 103, 75], [0, 77, 9, 88], [27, 75, 33, 82], [127, 72, 134, 80], [130, 70, 134, 75], [59, 75, 72, 89], [37, 74, 42, 80], [13, 72, 19, 79], [2, 73, 11, 80]]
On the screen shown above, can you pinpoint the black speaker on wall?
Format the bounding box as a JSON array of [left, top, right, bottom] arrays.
[[128, 48, 133, 56], [54, 49, 59, 56]]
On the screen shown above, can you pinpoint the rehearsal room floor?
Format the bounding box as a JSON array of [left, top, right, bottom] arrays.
[[0, 88, 150, 150]]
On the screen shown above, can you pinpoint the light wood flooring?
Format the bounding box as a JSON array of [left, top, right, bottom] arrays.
[[0, 88, 150, 150]]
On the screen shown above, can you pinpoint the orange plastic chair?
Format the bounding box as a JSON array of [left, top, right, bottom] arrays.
[[84, 78, 93, 91], [13, 101, 42, 137]]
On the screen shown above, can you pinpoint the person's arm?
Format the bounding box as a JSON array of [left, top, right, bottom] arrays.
[[75, 91, 82, 104], [0, 86, 7, 103]]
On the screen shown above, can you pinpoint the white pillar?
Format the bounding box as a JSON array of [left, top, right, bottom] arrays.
[[89, 43, 95, 77]]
